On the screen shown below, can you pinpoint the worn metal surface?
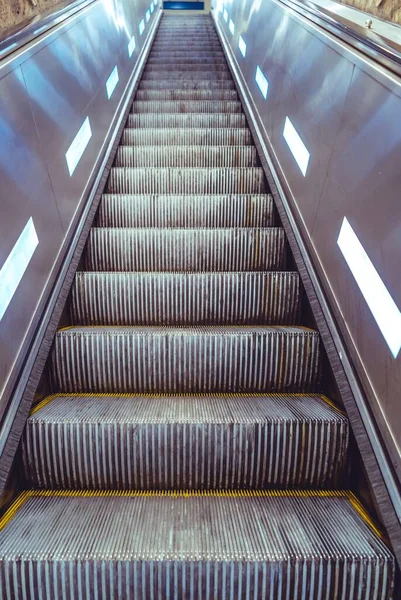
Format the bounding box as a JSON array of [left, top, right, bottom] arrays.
[[115, 146, 257, 167], [0, 492, 394, 599], [23, 393, 348, 489], [71, 272, 300, 325]]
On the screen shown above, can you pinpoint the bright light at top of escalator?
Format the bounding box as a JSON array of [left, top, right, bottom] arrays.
[[255, 66, 268, 99], [229, 19, 235, 34], [283, 117, 309, 176], [238, 36, 246, 57], [223, 9, 228, 22], [146, 9, 150, 22], [139, 19, 145, 35], [337, 217, 401, 358]]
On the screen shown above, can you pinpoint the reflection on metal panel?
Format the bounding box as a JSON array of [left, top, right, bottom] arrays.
[[238, 35, 246, 57], [283, 117, 310, 176], [229, 19, 235, 34], [139, 19, 145, 34], [255, 66, 268, 99], [150, 1, 154, 13], [146, 10, 150, 22], [338, 218, 401, 358], [65, 117, 92, 176], [223, 9, 228, 22], [0, 218, 38, 322], [128, 35, 136, 57], [106, 66, 119, 99]]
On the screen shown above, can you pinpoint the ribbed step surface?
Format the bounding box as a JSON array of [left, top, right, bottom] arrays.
[[0, 492, 394, 599], [128, 113, 245, 129], [145, 63, 228, 72], [85, 228, 285, 272], [71, 272, 300, 325], [97, 194, 273, 227], [132, 100, 241, 113], [122, 127, 251, 146], [142, 70, 231, 80], [107, 167, 264, 194], [135, 89, 237, 100], [147, 57, 227, 65], [23, 394, 348, 489], [139, 80, 235, 89], [115, 146, 257, 167], [51, 326, 320, 394]]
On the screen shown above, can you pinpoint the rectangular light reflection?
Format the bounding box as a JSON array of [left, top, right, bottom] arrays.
[[283, 117, 310, 176], [128, 35, 136, 57], [229, 19, 235, 34], [146, 9, 150, 22], [255, 66, 268, 99], [139, 19, 145, 35], [0, 218, 39, 322], [106, 66, 119, 99], [337, 217, 401, 358], [223, 9, 228, 22], [150, 2, 154, 13], [238, 35, 246, 57], [65, 117, 92, 176]]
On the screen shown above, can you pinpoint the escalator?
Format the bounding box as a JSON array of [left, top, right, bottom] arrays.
[[0, 13, 395, 598]]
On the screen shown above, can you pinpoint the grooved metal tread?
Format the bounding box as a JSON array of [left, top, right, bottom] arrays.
[[0, 492, 394, 599], [139, 80, 236, 90], [142, 70, 231, 81], [107, 167, 265, 194], [115, 146, 257, 167], [145, 63, 228, 72], [147, 57, 227, 65], [97, 194, 274, 227], [127, 113, 246, 128], [85, 227, 285, 272], [23, 394, 348, 489], [132, 100, 242, 113], [71, 271, 300, 326], [51, 326, 321, 394], [135, 89, 238, 100], [122, 127, 251, 146]]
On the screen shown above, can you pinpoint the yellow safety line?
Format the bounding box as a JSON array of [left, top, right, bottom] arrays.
[[0, 491, 31, 531], [348, 492, 384, 539], [30, 394, 60, 415]]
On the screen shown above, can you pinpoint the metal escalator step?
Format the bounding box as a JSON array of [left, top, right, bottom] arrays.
[[147, 57, 227, 65], [85, 228, 284, 272], [71, 272, 299, 325], [127, 113, 246, 128], [122, 127, 251, 145], [142, 71, 232, 81], [97, 194, 273, 227], [114, 146, 257, 167], [0, 491, 393, 599], [131, 101, 241, 114], [151, 42, 222, 49], [23, 393, 348, 489], [50, 326, 320, 393], [107, 167, 264, 194], [145, 63, 228, 72], [139, 80, 235, 90], [149, 52, 225, 59], [135, 89, 237, 101]]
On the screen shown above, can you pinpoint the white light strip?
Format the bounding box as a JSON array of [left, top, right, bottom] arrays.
[[283, 117, 310, 176], [65, 117, 92, 176], [255, 66, 268, 99], [337, 217, 401, 358], [146, 9, 150, 22], [223, 9, 228, 22], [150, 1, 154, 13], [128, 35, 136, 57], [229, 19, 235, 34], [238, 35, 246, 57], [106, 66, 119, 99], [0, 218, 39, 322], [139, 19, 145, 35]]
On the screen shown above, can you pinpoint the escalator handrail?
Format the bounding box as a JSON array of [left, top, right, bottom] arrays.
[[0, 0, 97, 62], [275, 0, 401, 77]]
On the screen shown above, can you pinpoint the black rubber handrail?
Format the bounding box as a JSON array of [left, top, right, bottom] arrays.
[[0, 0, 97, 61]]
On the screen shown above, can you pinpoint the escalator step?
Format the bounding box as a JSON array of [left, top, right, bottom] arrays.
[[149, 52, 225, 59], [131, 100, 242, 113], [115, 146, 257, 167], [107, 167, 264, 194], [85, 228, 285, 272], [50, 326, 320, 393], [147, 57, 227, 65], [127, 113, 246, 128], [0, 491, 393, 598], [122, 127, 251, 145], [141, 71, 232, 81], [145, 63, 228, 72], [97, 194, 273, 228], [139, 80, 235, 89], [23, 393, 348, 489], [71, 272, 300, 325], [135, 89, 237, 100]]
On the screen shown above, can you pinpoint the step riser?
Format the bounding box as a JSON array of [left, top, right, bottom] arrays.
[[107, 168, 265, 194], [142, 71, 232, 81], [127, 113, 246, 128], [135, 90, 238, 101], [122, 128, 251, 145], [147, 58, 227, 65], [139, 80, 235, 90], [97, 194, 273, 228], [85, 228, 285, 272], [149, 52, 225, 59], [132, 101, 242, 114], [23, 395, 348, 489], [71, 272, 299, 326], [51, 328, 321, 394], [114, 147, 257, 167], [145, 64, 227, 72]]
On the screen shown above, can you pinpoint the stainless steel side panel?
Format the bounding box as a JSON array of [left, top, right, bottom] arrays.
[[212, 1, 401, 477], [0, 0, 160, 419]]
